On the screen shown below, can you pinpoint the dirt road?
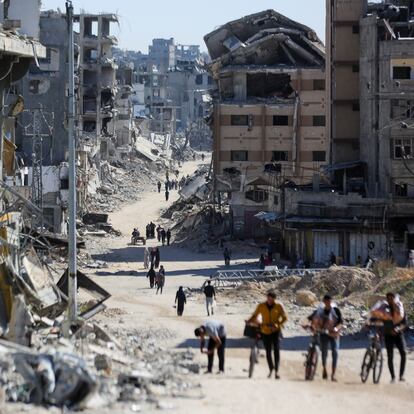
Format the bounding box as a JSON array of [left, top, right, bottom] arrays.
[[89, 158, 414, 414]]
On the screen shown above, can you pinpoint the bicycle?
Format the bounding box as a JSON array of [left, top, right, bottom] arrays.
[[360, 324, 383, 384], [303, 327, 324, 381], [244, 323, 261, 378]]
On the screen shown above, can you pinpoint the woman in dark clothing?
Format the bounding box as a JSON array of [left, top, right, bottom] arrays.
[[175, 286, 187, 316], [147, 267, 156, 288]]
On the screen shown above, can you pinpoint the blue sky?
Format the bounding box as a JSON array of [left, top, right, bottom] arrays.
[[41, 0, 326, 52]]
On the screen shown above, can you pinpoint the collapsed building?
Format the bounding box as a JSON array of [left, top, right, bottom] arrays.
[[7, 10, 137, 233], [226, 2, 414, 267], [205, 10, 328, 239]]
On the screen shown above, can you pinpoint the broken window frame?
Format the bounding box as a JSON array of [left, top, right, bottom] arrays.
[[272, 151, 289, 162], [245, 189, 269, 203], [231, 150, 248, 162], [393, 66, 411, 80], [230, 115, 249, 126], [273, 115, 289, 126], [393, 138, 412, 159], [312, 115, 326, 127], [312, 151, 326, 162], [394, 182, 408, 197]]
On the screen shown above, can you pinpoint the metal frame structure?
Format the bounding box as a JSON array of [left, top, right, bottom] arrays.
[[204, 268, 325, 288]]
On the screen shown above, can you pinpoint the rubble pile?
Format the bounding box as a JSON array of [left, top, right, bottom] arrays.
[[88, 157, 164, 214], [162, 165, 232, 252], [307, 266, 379, 298], [0, 323, 201, 411]]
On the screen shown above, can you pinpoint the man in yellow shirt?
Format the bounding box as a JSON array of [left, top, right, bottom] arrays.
[[247, 290, 287, 379]]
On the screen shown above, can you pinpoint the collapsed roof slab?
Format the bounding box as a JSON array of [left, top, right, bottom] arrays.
[[204, 9, 323, 61], [210, 33, 324, 76]]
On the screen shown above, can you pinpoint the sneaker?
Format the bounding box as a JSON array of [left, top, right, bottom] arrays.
[[275, 373, 280, 380], [216, 371, 224, 375], [390, 378, 396, 384], [331, 377, 337, 383], [399, 377, 405, 382], [204, 370, 212, 375]]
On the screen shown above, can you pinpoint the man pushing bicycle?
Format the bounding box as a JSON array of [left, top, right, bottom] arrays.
[[307, 295, 343, 382], [246, 290, 287, 379]]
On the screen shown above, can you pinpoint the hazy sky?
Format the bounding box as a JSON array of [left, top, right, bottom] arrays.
[[41, 0, 326, 52]]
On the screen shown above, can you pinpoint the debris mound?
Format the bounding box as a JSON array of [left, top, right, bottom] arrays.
[[310, 266, 378, 297]]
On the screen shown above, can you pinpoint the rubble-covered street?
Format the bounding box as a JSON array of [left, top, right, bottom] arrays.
[[1, 1, 414, 414]]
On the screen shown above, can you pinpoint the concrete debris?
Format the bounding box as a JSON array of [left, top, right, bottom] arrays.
[[0, 322, 202, 411], [295, 290, 318, 307]]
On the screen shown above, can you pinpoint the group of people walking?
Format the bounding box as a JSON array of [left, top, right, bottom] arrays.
[[193, 290, 407, 382], [156, 225, 171, 246], [144, 246, 166, 294], [145, 222, 156, 239]]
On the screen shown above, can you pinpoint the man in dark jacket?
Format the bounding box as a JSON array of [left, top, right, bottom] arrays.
[[204, 280, 216, 316], [166, 229, 171, 246], [147, 267, 156, 288], [161, 228, 166, 246]]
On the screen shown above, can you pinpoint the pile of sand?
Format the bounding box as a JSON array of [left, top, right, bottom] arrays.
[[310, 266, 379, 297]]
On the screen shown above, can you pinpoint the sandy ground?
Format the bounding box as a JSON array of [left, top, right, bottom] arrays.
[[80, 157, 414, 414]]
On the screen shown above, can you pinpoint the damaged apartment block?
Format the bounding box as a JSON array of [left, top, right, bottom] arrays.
[[248, 1, 414, 267], [75, 13, 119, 161], [205, 10, 327, 239]]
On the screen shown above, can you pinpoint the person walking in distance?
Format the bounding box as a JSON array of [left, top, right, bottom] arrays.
[[247, 291, 287, 379], [146, 266, 156, 289], [154, 247, 160, 269], [161, 228, 166, 246], [156, 265, 165, 294], [175, 286, 187, 316], [223, 247, 231, 266], [157, 181, 161, 193], [204, 280, 216, 316], [370, 292, 407, 382], [307, 295, 343, 382], [165, 190, 170, 202], [194, 320, 227, 374], [166, 229, 172, 246], [156, 225, 162, 242], [143, 246, 150, 269]]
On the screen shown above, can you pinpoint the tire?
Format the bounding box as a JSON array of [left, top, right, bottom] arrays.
[[305, 347, 318, 381], [373, 348, 383, 384], [361, 349, 373, 383], [248, 345, 258, 378]]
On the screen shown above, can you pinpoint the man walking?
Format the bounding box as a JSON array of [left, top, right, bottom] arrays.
[[371, 293, 407, 382], [146, 266, 156, 288], [165, 190, 170, 202], [161, 228, 166, 246], [223, 247, 231, 266], [194, 320, 227, 374], [307, 295, 343, 381], [157, 181, 161, 193], [175, 286, 187, 316], [156, 225, 162, 242], [247, 291, 287, 379], [166, 229, 171, 246], [156, 265, 165, 294], [204, 280, 216, 316]]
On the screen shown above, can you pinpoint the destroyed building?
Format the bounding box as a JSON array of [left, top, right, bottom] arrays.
[[0, 0, 46, 205], [205, 10, 327, 239], [75, 13, 119, 161], [251, 1, 414, 266], [167, 57, 214, 132]]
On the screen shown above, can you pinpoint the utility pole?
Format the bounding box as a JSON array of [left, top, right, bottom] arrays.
[[66, 0, 77, 325], [31, 108, 43, 228]]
